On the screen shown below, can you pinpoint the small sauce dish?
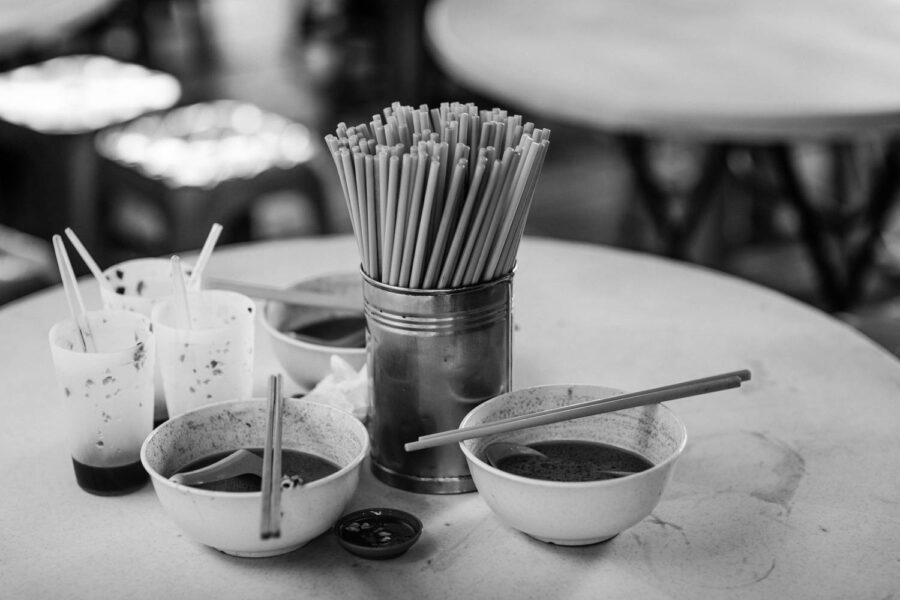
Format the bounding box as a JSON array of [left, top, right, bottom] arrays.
[[334, 508, 422, 559]]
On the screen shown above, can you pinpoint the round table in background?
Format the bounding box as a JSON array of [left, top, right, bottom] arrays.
[[1, 235, 898, 598], [0, 0, 117, 58], [426, 0, 900, 311]]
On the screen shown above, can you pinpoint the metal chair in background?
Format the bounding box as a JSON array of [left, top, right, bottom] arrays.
[[94, 100, 332, 257], [0, 54, 181, 263]]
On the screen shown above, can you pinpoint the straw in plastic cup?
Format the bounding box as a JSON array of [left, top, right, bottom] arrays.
[[151, 290, 255, 418], [49, 309, 156, 496], [100, 258, 195, 423]]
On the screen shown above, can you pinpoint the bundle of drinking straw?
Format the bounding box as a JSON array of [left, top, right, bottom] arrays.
[[325, 101, 550, 289]]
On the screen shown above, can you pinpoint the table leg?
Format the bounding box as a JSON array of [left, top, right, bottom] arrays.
[[765, 139, 900, 311], [618, 134, 732, 259], [618, 133, 900, 311]]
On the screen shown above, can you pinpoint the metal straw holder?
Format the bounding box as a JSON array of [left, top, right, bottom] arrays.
[[362, 272, 513, 494]]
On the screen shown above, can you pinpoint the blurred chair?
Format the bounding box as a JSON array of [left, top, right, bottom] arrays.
[[94, 100, 331, 255], [0, 54, 181, 263], [0, 224, 56, 305]]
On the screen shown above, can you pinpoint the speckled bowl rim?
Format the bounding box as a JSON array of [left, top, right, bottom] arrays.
[[459, 384, 688, 489], [259, 271, 366, 356], [140, 397, 369, 498]]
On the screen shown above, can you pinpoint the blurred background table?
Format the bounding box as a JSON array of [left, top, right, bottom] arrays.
[[0, 0, 118, 60], [1, 235, 898, 599], [426, 0, 900, 312]]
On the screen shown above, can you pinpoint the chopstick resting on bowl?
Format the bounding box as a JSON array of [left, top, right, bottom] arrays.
[[404, 369, 751, 452], [260, 373, 285, 540], [206, 278, 362, 312]]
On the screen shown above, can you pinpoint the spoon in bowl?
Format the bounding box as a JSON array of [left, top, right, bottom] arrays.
[[169, 449, 263, 486], [483, 442, 634, 478]]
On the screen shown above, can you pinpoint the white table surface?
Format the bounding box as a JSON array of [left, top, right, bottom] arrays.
[[426, 0, 900, 139], [2, 235, 899, 599]]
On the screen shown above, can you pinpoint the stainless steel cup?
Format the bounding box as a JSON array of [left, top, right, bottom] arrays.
[[363, 272, 513, 494]]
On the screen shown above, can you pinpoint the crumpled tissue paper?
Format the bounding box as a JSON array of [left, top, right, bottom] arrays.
[[303, 355, 368, 421]]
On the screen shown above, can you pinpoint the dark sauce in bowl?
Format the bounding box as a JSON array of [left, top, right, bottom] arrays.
[[173, 448, 340, 492], [288, 316, 366, 347], [492, 440, 653, 482]]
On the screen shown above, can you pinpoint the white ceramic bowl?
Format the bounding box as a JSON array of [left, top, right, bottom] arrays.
[[140, 398, 369, 557], [460, 385, 687, 546], [260, 272, 366, 390]]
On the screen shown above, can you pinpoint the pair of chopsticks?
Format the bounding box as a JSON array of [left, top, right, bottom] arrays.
[[404, 369, 751, 452], [260, 373, 285, 540]]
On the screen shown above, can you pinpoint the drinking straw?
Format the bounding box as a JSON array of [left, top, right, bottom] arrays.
[[365, 154, 379, 279], [52, 234, 97, 352], [484, 139, 541, 278], [438, 154, 489, 288], [187, 222, 223, 288], [388, 153, 413, 285], [451, 155, 503, 287], [350, 151, 372, 277], [409, 158, 442, 288], [498, 140, 550, 276], [63, 228, 115, 296], [398, 147, 429, 287], [404, 370, 752, 452], [423, 158, 468, 288], [378, 152, 392, 277], [170, 256, 192, 330], [339, 148, 366, 267], [326, 102, 551, 289], [466, 149, 521, 285], [380, 154, 399, 278], [430, 141, 450, 240]]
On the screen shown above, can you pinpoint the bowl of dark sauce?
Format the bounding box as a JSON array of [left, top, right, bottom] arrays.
[[261, 272, 366, 390], [460, 385, 687, 545], [334, 508, 423, 559], [141, 397, 369, 557]]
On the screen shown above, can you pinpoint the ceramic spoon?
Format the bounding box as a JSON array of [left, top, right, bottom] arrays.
[[169, 448, 264, 486], [483, 442, 633, 478]]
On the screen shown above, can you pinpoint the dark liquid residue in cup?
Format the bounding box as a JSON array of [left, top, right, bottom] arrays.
[[173, 448, 341, 492], [72, 458, 148, 496], [492, 440, 654, 482], [289, 316, 366, 347]]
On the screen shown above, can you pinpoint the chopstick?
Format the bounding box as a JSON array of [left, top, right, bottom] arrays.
[[52, 234, 97, 352], [260, 373, 284, 540], [205, 278, 362, 312], [404, 370, 751, 452]]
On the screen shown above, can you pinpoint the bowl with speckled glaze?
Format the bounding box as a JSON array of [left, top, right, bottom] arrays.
[[141, 397, 368, 557], [459, 385, 687, 545]]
